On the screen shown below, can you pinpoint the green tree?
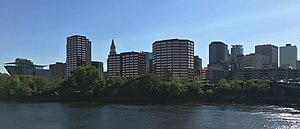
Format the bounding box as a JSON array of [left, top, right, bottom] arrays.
[[61, 67, 105, 98], [0, 75, 20, 98], [105, 77, 127, 96]]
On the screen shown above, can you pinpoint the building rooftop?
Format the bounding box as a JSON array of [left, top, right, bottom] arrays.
[[153, 38, 194, 43]]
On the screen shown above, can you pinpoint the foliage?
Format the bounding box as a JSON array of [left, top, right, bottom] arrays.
[[0, 70, 274, 102], [61, 67, 105, 98]]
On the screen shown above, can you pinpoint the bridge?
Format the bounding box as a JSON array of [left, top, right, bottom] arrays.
[[274, 82, 300, 89], [272, 81, 300, 99]]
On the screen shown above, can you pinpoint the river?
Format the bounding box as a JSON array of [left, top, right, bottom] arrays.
[[0, 102, 299, 129]]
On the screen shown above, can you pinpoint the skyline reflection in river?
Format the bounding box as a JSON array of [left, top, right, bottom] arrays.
[[0, 102, 299, 129]]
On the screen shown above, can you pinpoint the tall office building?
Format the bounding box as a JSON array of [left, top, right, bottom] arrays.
[[297, 61, 300, 70], [231, 45, 243, 62], [194, 56, 202, 77], [153, 39, 194, 80], [49, 62, 66, 79], [280, 44, 297, 69], [143, 52, 153, 73], [255, 44, 278, 68], [209, 41, 229, 64], [107, 40, 146, 78], [66, 35, 91, 77]]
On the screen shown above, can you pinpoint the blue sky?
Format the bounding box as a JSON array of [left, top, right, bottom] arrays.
[[1, 0, 300, 73]]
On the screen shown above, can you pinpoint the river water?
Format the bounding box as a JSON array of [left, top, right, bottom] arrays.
[[0, 102, 299, 129]]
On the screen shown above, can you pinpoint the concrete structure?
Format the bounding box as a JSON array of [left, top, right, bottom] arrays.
[[5, 58, 50, 77], [143, 52, 153, 73], [255, 44, 278, 68], [194, 56, 202, 77], [237, 53, 270, 69], [49, 62, 66, 79], [229, 68, 300, 81], [66, 35, 91, 77], [153, 39, 194, 80], [231, 45, 243, 62], [108, 40, 146, 78], [280, 44, 297, 69], [201, 67, 208, 80], [206, 63, 229, 81], [209, 41, 229, 64], [92, 61, 104, 73]]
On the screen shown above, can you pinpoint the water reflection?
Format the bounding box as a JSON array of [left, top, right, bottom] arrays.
[[0, 102, 299, 129]]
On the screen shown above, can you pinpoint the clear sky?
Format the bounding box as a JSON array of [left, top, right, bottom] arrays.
[[1, 0, 300, 73]]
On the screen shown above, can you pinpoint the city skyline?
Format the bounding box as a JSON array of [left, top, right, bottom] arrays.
[[1, 0, 300, 73]]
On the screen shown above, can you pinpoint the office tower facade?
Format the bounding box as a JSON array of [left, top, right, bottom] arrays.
[[297, 61, 300, 70], [255, 44, 278, 68], [49, 62, 66, 79], [143, 52, 153, 73], [194, 56, 202, 77], [66, 35, 92, 77], [108, 40, 146, 78], [239, 53, 269, 69], [153, 39, 194, 80], [280, 44, 297, 69], [231, 45, 243, 61], [92, 61, 104, 73], [107, 40, 121, 77], [209, 41, 229, 64], [121, 52, 146, 77], [5, 58, 50, 77]]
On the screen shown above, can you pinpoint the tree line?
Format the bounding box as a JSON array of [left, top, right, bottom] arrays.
[[0, 67, 273, 102]]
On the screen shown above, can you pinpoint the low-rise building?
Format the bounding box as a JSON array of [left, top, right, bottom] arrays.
[[229, 68, 300, 80], [92, 61, 104, 73], [49, 62, 66, 79], [5, 58, 50, 77]]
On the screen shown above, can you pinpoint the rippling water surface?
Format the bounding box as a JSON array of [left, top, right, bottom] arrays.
[[0, 102, 299, 129]]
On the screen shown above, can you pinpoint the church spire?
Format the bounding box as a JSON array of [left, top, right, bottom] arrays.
[[109, 39, 117, 55]]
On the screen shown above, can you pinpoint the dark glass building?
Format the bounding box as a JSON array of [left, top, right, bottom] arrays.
[[209, 41, 229, 64]]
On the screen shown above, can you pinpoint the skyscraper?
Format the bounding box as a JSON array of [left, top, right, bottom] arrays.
[[66, 35, 91, 77], [231, 45, 243, 62], [152, 39, 194, 80], [280, 44, 297, 69], [194, 56, 202, 77], [255, 44, 278, 68], [143, 52, 153, 73], [209, 41, 229, 64]]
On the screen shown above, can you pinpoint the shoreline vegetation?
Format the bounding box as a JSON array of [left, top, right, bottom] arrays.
[[0, 67, 299, 108]]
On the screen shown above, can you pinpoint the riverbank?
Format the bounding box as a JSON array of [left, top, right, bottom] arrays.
[[1, 96, 298, 109]]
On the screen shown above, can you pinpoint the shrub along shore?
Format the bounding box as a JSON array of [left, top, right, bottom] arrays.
[[0, 67, 298, 106]]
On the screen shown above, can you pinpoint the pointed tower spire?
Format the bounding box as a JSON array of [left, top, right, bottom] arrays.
[[109, 39, 117, 55]]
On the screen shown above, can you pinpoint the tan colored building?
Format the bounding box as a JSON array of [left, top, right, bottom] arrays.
[[152, 39, 194, 80], [107, 40, 146, 78], [49, 62, 66, 79]]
